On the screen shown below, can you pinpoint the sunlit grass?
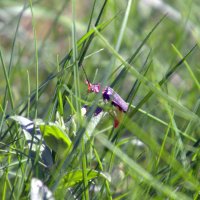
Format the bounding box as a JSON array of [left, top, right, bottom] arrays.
[[0, 0, 199, 199]]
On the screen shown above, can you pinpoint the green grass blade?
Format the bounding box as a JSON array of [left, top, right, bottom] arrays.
[[126, 51, 152, 103], [172, 44, 200, 89], [29, 0, 39, 118], [3, 4, 26, 109], [115, 0, 133, 52], [0, 50, 14, 109]]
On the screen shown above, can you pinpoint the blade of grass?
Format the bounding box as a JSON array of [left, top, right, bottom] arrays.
[[2, 153, 11, 200], [163, 100, 188, 167], [72, 2, 80, 115], [0, 102, 8, 135], [26, 70, 30, 118], [72, 1, 88, 199], [0, 50, 14, 109], [156, 122, 171, 167], [77, 0, 97, 61], [78, 0, 111, 67], [29, 0, 39, 119], [115, 0, 133, 52], [171, 44, 200, 89], [126, 51, 152, 104], [3, 4, 26, 109]]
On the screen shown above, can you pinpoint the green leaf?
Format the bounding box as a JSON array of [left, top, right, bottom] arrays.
[[40, 123, 72, 158], [59, 169, 110, 189]]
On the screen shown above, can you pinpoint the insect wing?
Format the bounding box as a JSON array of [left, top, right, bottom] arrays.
[[104, 87, 128, 112], [112, 91, 128, 112]]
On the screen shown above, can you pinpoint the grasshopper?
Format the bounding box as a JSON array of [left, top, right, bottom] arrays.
[[83, 66, 128, 127]]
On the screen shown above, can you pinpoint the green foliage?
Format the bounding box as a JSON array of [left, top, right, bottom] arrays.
[[58, 169, 109, 189], [40, 123, 72, 160], [0, 0, 200, 199]]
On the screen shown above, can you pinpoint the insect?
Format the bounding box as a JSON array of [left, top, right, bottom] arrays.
[[82, 66, 128, 128]]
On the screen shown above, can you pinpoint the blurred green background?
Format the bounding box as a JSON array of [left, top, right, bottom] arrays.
[[1, 0, 199, 105]]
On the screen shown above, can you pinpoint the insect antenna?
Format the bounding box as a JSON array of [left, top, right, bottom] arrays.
[[81, 64, 90, 83]]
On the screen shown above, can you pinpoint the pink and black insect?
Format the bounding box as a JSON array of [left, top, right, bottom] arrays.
[[82, 66, 128, 127]]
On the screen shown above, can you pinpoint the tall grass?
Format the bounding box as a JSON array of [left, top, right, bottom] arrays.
[[0, 0, 199, 199]]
